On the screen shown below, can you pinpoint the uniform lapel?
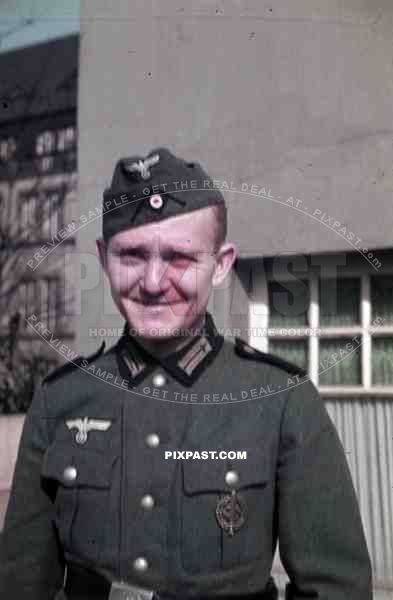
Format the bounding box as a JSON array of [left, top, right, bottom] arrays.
[[115, 311, 224, 388]]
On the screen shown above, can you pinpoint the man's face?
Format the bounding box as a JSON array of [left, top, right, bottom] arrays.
[[97, 206, 236, 339]]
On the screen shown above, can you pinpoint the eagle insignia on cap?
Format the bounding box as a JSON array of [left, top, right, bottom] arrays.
[[123, 153, 160, 180]]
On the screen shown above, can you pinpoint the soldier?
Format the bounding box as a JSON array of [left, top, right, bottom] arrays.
[[0, 147, 372, 599]]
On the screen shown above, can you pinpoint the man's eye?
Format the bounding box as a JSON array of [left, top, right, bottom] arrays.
[[168, 253, 194, 264], [118, 250, 145, 260]]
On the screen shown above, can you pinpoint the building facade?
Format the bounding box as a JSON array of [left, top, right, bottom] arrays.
[[0, 34, 79, 523]]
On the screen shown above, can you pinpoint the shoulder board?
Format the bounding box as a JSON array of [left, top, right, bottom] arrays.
[[234, 337, 308, 377], [43, 341, 106, 384]]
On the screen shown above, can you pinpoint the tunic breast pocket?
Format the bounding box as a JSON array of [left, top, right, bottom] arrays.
[[180, 454, 276, 574], [41, 442, 118, 563]]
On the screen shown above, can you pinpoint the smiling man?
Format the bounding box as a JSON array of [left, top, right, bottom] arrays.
[[96, 197, 234, 358], [0, 148, 372, 600]]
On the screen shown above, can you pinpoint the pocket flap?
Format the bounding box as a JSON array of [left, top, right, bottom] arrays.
[[182, 451, 272, 495], [41, 443, 117, 488]]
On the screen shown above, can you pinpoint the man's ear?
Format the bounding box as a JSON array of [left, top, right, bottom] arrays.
[[96, 238, 108, 274], [211, 241, 237, 288]]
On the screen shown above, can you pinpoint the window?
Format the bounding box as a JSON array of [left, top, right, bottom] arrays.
[[36, 127, 76, 156], [372, 337, 393, 385], [0, 137, 16, 161], [318, 337, 361, 385], [268, 279, 309, 328], [17, 277, 62, 333], [371, 275, 393, 323], [20, 195, 37, 239], [34, 127, 77, 173], [249, 269, 393, 394], [319, 277, 360, 327], [57, 126, 76, 152], [36, 131, 56, 156], [18, 186, 65, 241]]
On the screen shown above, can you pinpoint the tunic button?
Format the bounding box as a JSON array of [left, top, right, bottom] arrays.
[[145, 433, 160, 448], [133, 557, 149, 572], [140, 494, 155, 510], [63, 466, 77, 482], [225, 470, 239, 487], [152, 373, 166, 387]]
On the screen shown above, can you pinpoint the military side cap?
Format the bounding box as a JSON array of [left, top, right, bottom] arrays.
[[43, 341, 106, 384], [234, 337, 308, 378], [102, 147, 225, 241]]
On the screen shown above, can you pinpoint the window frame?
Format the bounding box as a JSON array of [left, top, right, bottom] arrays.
[[248, 269, 393, 396]]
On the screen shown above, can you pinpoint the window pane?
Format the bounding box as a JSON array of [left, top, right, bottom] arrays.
[[41, 189, 63, 239], [28, 281, 37, 322], [20, 196, 37, 241], [319, 338, 361, 385], [372, 337, 393, 385], [319, 278, 360, 327], [40, 279, 49, 330], [48, 279, 58, 332], [18, 282, 27, 328], [268, 340, 308, 371], [268, 279, 309, 327], [371, 276, 393, 324]]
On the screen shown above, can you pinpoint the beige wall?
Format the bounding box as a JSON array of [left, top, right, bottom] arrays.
[[0, 416, 24, 529]]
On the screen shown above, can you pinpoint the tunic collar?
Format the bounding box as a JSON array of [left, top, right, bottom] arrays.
[[115, 311, 224, 388]]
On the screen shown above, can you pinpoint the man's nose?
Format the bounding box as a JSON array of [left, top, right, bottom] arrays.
[[141, 255, 168, 295]]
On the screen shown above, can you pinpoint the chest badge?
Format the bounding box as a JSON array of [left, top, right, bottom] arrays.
[[215, 489, 247, 536], [66, 417, 112, 445]]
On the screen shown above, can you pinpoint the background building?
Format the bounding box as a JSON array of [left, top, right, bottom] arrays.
[[0, 33, 79, 525], [0, 34, 79, 367], [75, 3, 393, 598]]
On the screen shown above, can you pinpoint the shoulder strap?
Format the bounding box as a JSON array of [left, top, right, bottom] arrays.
[[43, 341, 106, 384], [234, 337, 308, 377]]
